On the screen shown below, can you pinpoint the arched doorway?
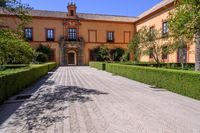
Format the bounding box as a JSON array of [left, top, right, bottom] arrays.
[[67, 50, 77, 65]]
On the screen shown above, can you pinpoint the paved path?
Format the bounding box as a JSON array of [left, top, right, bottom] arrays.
[[0, 66, 200, 133]]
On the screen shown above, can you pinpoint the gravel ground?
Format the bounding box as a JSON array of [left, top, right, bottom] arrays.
[[0, 66, 200, 133]]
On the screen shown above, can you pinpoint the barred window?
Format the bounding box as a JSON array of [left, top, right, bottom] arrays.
[[107, 31, 114, 42], [162, 21, 169, 35], [46, 29, 55, 41], [68, 28, 77, 41], [24, 28, 33, 41]]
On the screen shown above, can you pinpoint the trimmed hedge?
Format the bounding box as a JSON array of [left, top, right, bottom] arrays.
[[89, 62, 106, 70], [118, 62, 195, 70], [0, 64, 28, 70], [0, 62, 57, 103], [89, 62, 200, 100]]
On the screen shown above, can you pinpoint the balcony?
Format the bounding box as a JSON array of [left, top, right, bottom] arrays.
[[59, 37, 84, 48], [60, 37, 84, 42]]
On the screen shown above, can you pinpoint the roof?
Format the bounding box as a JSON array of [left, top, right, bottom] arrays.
[[0, 0, 174, 23], [0, 9, 138, 23], [138, 0, 174, 20], [29, 10, 138, 22], [77, 13, 138, 22]]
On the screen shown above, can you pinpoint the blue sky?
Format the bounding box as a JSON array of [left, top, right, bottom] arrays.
[[21, 0, 162, 16]]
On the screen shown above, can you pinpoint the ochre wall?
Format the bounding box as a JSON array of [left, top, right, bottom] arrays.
[[135, 7, 195, 63], [0, 4, 195, 64], [0, 16, 135, 65], [79, 20, 134, 64]]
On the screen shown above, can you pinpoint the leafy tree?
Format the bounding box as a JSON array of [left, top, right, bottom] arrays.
[[137, 26, 175, 65], [120, 51, 130, 62], [97, 45, 111, 62], [36, 44, 52, 63], [128, 33, 141, 63], [0, 29, 34, 64], [168, 0, 200, 71], [110, 48, 125, 61], [90, 45, 113, 62]]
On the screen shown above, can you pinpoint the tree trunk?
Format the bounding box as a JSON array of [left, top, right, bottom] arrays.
[[195, 33, 200, 71]]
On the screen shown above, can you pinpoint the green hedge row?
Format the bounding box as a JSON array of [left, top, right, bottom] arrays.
[[89, 62, 200, 100], [0, 64, 29, 71], [117, 62, 195, 70], [89, 62, 105, 70], [0, 62, 57, 103]]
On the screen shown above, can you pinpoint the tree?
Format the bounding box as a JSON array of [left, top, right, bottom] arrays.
[[168, 0, 200, 71], [110, 48, 125, 61], [120, 51, 130, 62], [97, 45, 112, 62], [36, 44, 52, 63], [0, 0, 32, 36], [0, 29, 34, 64], [128, 32, 141, 63], [136, 26, 175, 65]]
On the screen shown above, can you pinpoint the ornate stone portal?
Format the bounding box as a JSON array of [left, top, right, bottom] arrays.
[[59, 2, 84, 66], [59, 39, 84, 66]]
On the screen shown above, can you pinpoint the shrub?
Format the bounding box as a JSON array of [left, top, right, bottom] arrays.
[[110, 48, 125, 61], [36, 52, 49, 63], [0, 64, 28, 70], [36, 44, 52, 63], [118, 62, 195, 70], [0, 29, 34, 65], [120, 52, 130, 62], [89, 62, 200, 100], [0, 62, 57, 103], [89, 62, 105, 70], [90, 46, 125, 62]]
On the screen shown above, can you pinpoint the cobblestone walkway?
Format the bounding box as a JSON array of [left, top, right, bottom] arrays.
[[0, 66, 200, 133]]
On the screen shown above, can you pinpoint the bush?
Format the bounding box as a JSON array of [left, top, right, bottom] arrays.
[[0, 29, 34, 64], [89, 62, 105, 70], [36, 44, 52, 63], [0, 64, 28, 70], [0, 62, 57, 103], [118, 62, 195, 70], [89, 62, 200, 100], [36, 52, 49, 63], [110, 48, 125, 61], [120, 52, 130, 62]]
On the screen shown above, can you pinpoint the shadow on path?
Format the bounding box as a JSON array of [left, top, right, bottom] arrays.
[[0, 71, 55, 126], [0, 76, 108, 132]]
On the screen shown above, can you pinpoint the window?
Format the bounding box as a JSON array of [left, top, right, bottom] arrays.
[[162, 46, 168, 60], [70, 10, 74, 16], [149, 48, 154, 59], [46, 29, 55, 41], [162, 21, 169, 35], [107, 31, 114, 42], [24, 28, 33, 41], [68, 28, 77, 41]]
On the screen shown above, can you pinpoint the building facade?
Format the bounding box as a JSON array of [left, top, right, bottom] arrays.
[[0, 0, 195, 65]]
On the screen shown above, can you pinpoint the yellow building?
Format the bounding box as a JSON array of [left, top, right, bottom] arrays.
[[0, 0, 195, 65]]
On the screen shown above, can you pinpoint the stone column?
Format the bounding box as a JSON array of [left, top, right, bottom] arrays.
[[59, 41, 65, 66]]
